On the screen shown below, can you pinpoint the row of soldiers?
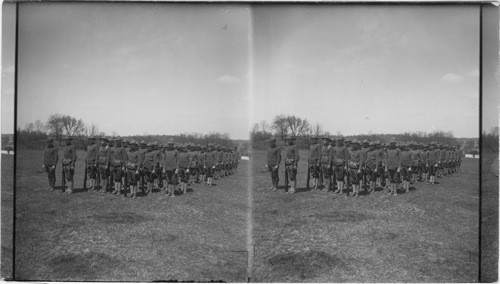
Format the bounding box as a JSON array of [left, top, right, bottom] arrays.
[[266, 136, 463, 197], [42, 136, 241, 197]]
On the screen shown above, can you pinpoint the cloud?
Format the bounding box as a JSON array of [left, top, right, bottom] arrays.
[[441, 73, 463, 82], [217, 75, 240, 84], [467, 69, 479, 77]]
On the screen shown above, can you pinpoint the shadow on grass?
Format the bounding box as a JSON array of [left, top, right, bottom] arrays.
[[268, 250, 348, 280], [47, 251, 121, 280]]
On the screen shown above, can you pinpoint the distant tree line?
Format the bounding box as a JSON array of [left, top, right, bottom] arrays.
[[482, 126, 499, 152], [16, 114, 242, 151], [251, 114, 476, 151]]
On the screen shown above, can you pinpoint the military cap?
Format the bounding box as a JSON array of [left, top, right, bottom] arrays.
[[122, 139, 129, 144], [284, 136, 296, 141], [146, 142, 153, 147], [375, 140, 381, 145], [167, 141, 175, 145], [369, 142, 375, 146], [337, 137, 344, 141], [115, 137, 122, 142], [152, 141, 158, 146], [351, 139, 360, 145], [268, 138, 276, 143], [88, 136, 97, 140], [202, 145, 208, 149], [44, 138, 54, 142], [362, 139, 369, 144], [99, 137, 108, 141], [129, 140, 138, 145], [310, 136, 320, 140], [390, 140, 397, 144], [140, 140, 146, 145], [63, 136, 74, 140], [322, 137, 331, 141], [345, 138, 351, 143]]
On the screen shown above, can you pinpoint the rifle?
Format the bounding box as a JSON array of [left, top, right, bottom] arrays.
[[306, 159, 311, 190], [284, 165, 289, 190], [62, 167, 66, 191], [84, 161, 88, 190]]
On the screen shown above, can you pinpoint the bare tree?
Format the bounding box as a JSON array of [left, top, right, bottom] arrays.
[[286, 115, 310, 137], [84, 122, 101, 137], [24, 123, 34, 133], [46, 114, 64, 143], [34, 120, 45, 133], [271, 115, 289, 140], [260, 120, 269, 133], [61, 115, 85, 136]]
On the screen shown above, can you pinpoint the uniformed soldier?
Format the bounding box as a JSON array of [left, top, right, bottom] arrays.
[[177, 144, 191, 195], [319, 137, 332, 192], [142, 143, 157, 194], [436, 144, 444, 178], [234, 146, 241, 171], [344, 138, 352, 190], [85, 136, 99, 191], [42, 138, 58, 191], [445, 145, 453, 175], [110, 137, 128, 196], [61, 136, 77, 194], [151, 142, 161, 188], [221, 147, 229, 177], [97, 137, 111, 193], [162, 141, 179, 197], [125, 140, 142, 198], [284, 136, 299, 194], [374, 141, 385, 188], [309, 136, 322, 190], [121, 139, 130, 189], [214, 145, 222, 179], [187, 144, 197, 185], [198, 145, 207, 183], [427, 142, 439, 184], [419, 143, 429, 182], [106, 138, 115, 189], [205, 144, 217, 186], [364, 142, 378, 193], [347, 140, 364, 197], [385, 140, 401, 196], [400, 142, 413, 193], [332, 137, 349, 194], [266, 138, 281, 191], [138, 141, 147, 191], [361, 140, 371, 189], [409, 142, 419, 182]]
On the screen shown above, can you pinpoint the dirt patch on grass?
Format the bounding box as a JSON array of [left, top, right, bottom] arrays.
[[268, 250, 347, 280], [309, 210, 372, 223], [89, 212, 148, 224], [47, 251, 121, 280]]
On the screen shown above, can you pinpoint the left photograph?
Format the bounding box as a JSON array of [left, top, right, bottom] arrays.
[[2, 2, 251, 281]]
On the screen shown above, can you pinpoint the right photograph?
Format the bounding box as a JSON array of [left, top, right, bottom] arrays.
[[250, 5, 481, 282]]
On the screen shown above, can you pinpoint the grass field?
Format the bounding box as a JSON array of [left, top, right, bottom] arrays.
[[251, 149, 479, 282], [1, 148, 492, 281], [10, 149, 248, 281]]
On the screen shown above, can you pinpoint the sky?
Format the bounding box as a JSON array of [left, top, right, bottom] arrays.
[[3, 3, 251, 139], [1, 4, 495, 139], [252, 5, 481, 138]]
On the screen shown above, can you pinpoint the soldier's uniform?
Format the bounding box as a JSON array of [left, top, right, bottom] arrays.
[[138, 141, 148, 189], [97, 138, 111, 193], [309, 136, 322, 189], [266, 138, 281, 191], [319, 137, 332, 191], [162, 142, 179, 197], [205, 144, 217, 186], [198, 146, 207, 183], [419, 144, 429, 182], [374, 141, 385, 187], [361, 140, 371, 189], [61, 137, 77, 194], [284, 136, 299, 193], [85, 137, 99, 190], [385, 140, 401, 195], [188, 144, 199, 184], [427, 142, 439, 184], [347, 140, 364, 197], [177, 144, 191, 195], [110, 138, 128, 195], [42, 138, 58, 191], [125, 140, 142, 198], [214, 146, 222, 179], [142, 143, 157, 193], [364, 142, 378, 193], [409, 142, 420, 183], [332, 138, 349, 194], [400, 143, 413, 192]]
